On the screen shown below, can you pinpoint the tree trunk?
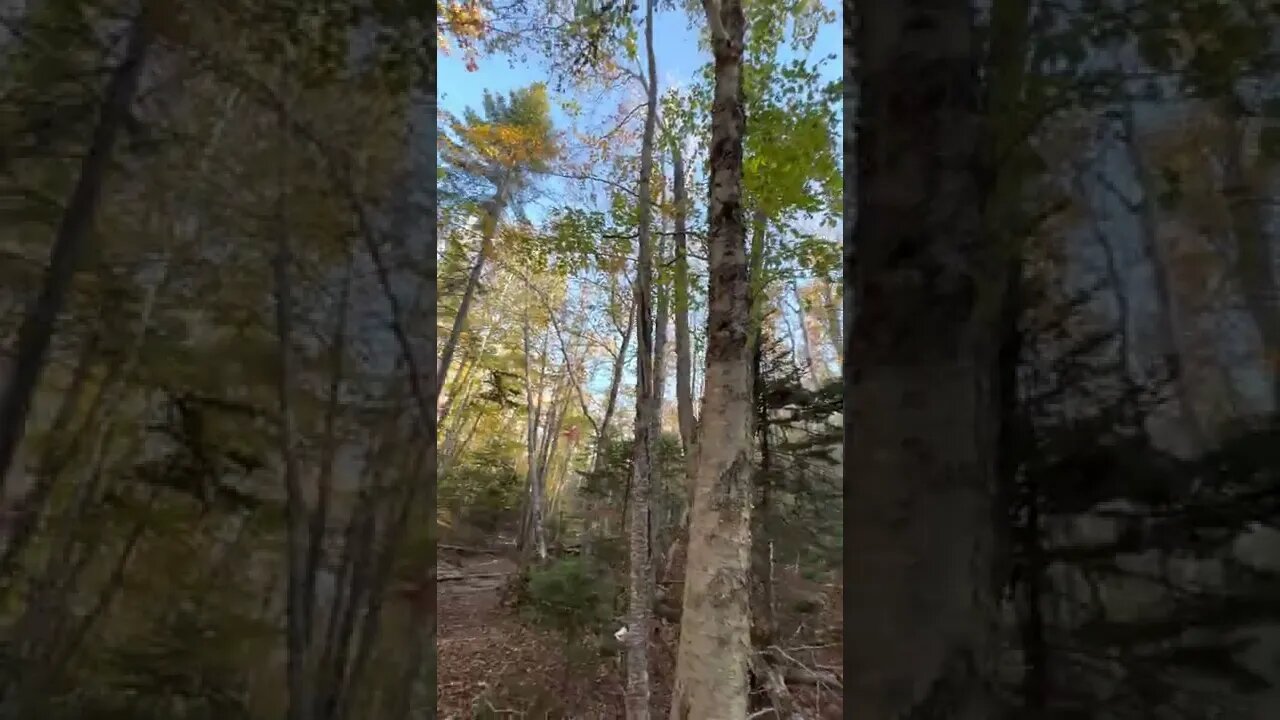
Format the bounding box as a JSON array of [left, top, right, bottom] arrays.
[[747, 208, 768, 342], [846, 2, 1006, 717], [1221, 96, 1280, 411], [437, 180, 510, 396], [591, 302, 636, 474], [654, 242, 670, 428], [626, 0, 659, 713], [793, 281, 820, 387], [439, 273, 512, 428], [1119, 101, 1208, 453], [746, 215, 773, 676], [651, 237, 671, 579], [303, 251, 354, 663], [820, 279, 842, 367], [274, 133, 314, 720], [672, 143, 696, 456], [583, 301, 636, 556], [521, 316, 548, 562], [669, 0, 752, 715], [0, 7, 154, 492], [749, 334, 774, 651]]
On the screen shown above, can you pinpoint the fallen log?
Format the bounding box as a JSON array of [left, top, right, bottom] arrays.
[[437, 572, 511, 582], [439, 543, 499, 555]]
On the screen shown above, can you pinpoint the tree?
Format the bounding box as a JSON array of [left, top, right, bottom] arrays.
[[846, 0, 1024, 715], [437, 84, 558, 397], [625, 0, 660, 714], [0, 3, 155, 492], [669, 0, 754, 716]]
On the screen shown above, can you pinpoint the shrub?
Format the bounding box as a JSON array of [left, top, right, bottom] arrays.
[[520, 556, 615, 644]]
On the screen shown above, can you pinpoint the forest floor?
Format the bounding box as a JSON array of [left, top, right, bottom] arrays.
[[437, 538, 842, 719], [437, 539, 626, 718]]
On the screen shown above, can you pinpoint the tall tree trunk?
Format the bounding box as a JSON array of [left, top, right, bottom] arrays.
[[583, 302, 636, 555], [0, 7, 154, 491], [274, 129, 314, 720], [626, 0, 659, 713], [820, 279, 843, 367], [651, 238, 671, 577], [437, 180, 510, 395], [1221, 95, 1280, 411], [793, 281, 820, 387], [748, 334, 774, 651], [847, 2, 1010, 717], [746, 213, 773, 677], [303, 250, 354, 662], [1119, 102, 1208, 453], [598, 301, 636, 467], [670, 0, 752, 714], [439, 273, 512, 427], [521, 316, 548, 562], [672, 143, 696, 456], [747, 208, 768, 342], [654, 241, 670, 428]]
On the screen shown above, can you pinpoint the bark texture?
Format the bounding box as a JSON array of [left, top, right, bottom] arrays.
[[669, 0, 753, 715], [847, 2, 1003, 717]]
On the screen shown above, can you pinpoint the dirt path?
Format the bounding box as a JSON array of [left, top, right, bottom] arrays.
[[437, 545, 624, 719]]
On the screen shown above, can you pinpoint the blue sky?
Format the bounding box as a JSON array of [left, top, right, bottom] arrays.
[[437, 6, 844, 402], [438, 6, 843, 140], [438, 4, 844, 244]]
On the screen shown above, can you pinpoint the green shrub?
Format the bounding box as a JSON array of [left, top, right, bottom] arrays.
[[520, 556, 615, 643], [439, 457, 523, 532]]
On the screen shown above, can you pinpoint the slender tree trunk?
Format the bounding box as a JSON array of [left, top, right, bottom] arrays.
[[303, 250, 354, 659], [651, 237, 671, 577], [748, 334, 774, 651], [437, 355, 473, 425], [1119, 102, 1208, 453], [1221, 96, 1280, 411], [274, 135, 314, 720], [747, 209, 768, 342], [597, 302, 636, 469], [654, 242, 670, 427], [438, 182, 510, 395], [846, 2, 1010, 717], [626, 0, 659, 713], [672, 143, 696, 456], [793, 281, 820, 387], [820, 279, 843, 367], [521, 316, 548, 562], [1076, 166, 1133, 376], [746, 215, 774, 681], [670, 0, 752, 714], [583, 302, 636, 555], [439, 273, 512, 427], [0, 7, 154, 491]]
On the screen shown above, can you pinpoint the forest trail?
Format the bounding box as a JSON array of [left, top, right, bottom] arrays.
[[437, 542, 625, 718]]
